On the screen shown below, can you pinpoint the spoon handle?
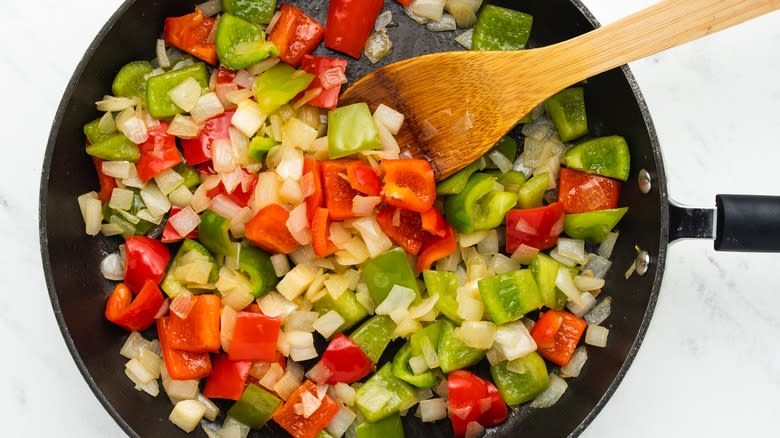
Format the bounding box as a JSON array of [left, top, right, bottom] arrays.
[[532, 0, 780, 91]]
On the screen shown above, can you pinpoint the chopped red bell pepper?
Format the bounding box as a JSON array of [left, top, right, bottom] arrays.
[[298, 55, 348, 109], [320, 333, 373, 384], [217, 66, 239, 85], [531, 310, 588, 366], [420, 207, 447, 237], [347, 161, 381, 196], [394, 0, 413, 5], [105, 282, 165, 332], [268, 4, 325, 67], [163, 7, 218, 65], [91, 156, 116, 204], [375, 206, 429, 255], [228, 311, 282, 362], [448, 370, 508, 437], [181, 110, 235, 166], [124, 235, 170, 294], [206, 171, 257, 207], [136, 122, 183, 183], [311, 207, 339, 258], [320, 159, 361, 221], [157, 316, 213, 380], [197, 162, 217, 176], [272, 380, 340, 438], [203, 353, 252, 400], [529, 310, 563, 349], [245, 204, 301, 254], [302, 158, 324, 225], [505, 202, 566, 253], [558, 168, 621, 214], [162, 206, 200, 243], [380, 159, 436, 213], [168, 294, 221, 353], [324, 0, 384, 59], [417, 221, 457, 272]]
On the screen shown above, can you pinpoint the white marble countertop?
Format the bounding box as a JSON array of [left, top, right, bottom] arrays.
[[3, 0, 779, 436]]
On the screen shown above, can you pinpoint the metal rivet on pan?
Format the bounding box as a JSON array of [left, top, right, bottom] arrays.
[[638, 169, 652, 194], [635, 250, 650, 276]]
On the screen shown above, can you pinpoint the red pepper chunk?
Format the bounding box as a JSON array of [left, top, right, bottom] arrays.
[[163, 7, 218, 65], [168, 294, 221, 353], [395, 0, 413, 5], [529, 310, 563, 349], [558, 168, 621, 214], [312, 208, 339, 258], [91, 157, 116, 204], [320, 160, 362, 220], [217, 66, 238, 84], [347, 161, 381, 196], [448, 370, 508, 437], [203, 353, 252, 400], [105, 282, 165, 332], [124, 235, 170, 294], [376, 206, 428, 255], [245, 204, 301, 254], [228, 312, 282, 362], [320, 334, 373, 384], [302, 158, 324, 225], [273, 380, 340, 438], [380, 159, 436, 213], [417, 221, 457, 273], [505, 202, 566, 253], [162, 206, 199, 243], [420, 207, 448, 237], [268, 4, 325, 67], [531, 310, 588, 366], [299, 55, 348, 109], [136, 122, 183, 183], [181, 110, 235, 166], [157, 316, 213, 380], [324, 0, 384, 59]]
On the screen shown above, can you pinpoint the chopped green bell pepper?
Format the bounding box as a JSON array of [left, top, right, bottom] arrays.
[[355, 414, 405, 438], [248, 137, 279, 163], [316, 431, 336, 438], [83, 118, 114, 145], [516, 172, 548, 209], [221, 0, 277, 24], [238, 245, 278, 298], [216, 13, 279, 70], [564, 135, 631, 181], [361, 247, 421, 306], [161, 238, 220, 298], [564, 207, 628, 243], [349, 315, 396, 363], [172, 162, 201, 189], [478, 269, 542, 325], [355, 363, 417, 423], [146, 62, 209, 119], [438, 319, 486, 373], [473, 190, 518, 230], [327, 103, 382, 159], [422, 270, 462, 324], [112, 60, 154, 101], [444, 172, 494, 234], [313, 289, 369, 335], [85, 134, 140, 162], [410, 320, 443, 357], [490, 352, 550, 406], [485, 137, 518, 169], [529, 253, 578, 310], [545, 87, 588, 142], [226, 384, 281, 429], [436, 159, 483, 195], [497, 170, 526, 192], [198, 210, 236, 257], [101, 189, 154, 237], [472, 4, 533, 51], [392, 341, 438, 388], [253, 63, 314, 114]]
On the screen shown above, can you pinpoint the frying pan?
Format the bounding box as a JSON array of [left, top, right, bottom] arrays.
[[38, 0, 780, 437]]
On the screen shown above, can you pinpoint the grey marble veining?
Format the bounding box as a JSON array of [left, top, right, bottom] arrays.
[[3, 0, 779, 436]]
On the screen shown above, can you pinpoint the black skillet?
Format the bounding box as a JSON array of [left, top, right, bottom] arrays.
[[39, 0, 780, 437]]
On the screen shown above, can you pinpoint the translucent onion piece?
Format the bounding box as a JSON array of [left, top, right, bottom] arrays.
[[477, 230, 499, 254], [330, 382, 356, 407], [464, 421, 484, 438], [549, 248, 577, 267], [300, 390, 322, 418], [305, 362, 333, 385], [277, 265, 316, 301], [426, 13, 457, 31], [211, 139, 236, 173], [555, 268, 583, 306], [167, 114, 200, 139], [352, 196, 382, 217], [101, 252, 125, 281], [326, 405, 357, 437], [120, 332, 152, 360], [566, 291, 597, 318], [156, 39, 171, 68], [458, 230, 488, 248], [409, 355, 429, 374], [320, 66, 347, 91], [168, 77, 202, 112], [530, 374, 567, 408], [116, 108, 149, 144], [358, 386, 393, 414], [293, 87, 323, 110], [141, 182, 172, 217], [418, 398, 447, 422], [583, 254, 612, 279], [598, 231, 619, 259], [109, 187, 134, 211], [232, 99, 266, 138], [270, 254, 291, 277], [96, 95, 138, 112], [355, 283, 376, 314], [363, 29, 393, 64], [155, 168, 184, 195], [259, 292, 298, 320], [169, 400, 207, 433], [328, 222, 352, 249], [573, 275, 605, 291], [457, 296, 483, 322], [191, 92, 224, 124], [102, 160, 132, 179], [409, 295, 439, 320], [559, 346, 588, 378], [286, 203, 312, 245], [374, 10, 393, 30], [585, 325, 609, 347], [222, 417, 250, 438], [352, 215, 393, 258], [494, 320, 537, 361], [489, 253, 520, 275], [455, 29, 473, 49], [247, 56, 281, 76], [252, 171, 281, 212], [284, 311, 318, 333], [78, 192, 102, 236], [275, 145, 304, 180], [375, 285, 417, 315], [458, 321, 497, 349], [557, 238, 587, 264], [413, 0, 446, 20], [259, 363, 285, 390], [124, 366, 160, 396], [373, 104, 404, 135], [420, 336, 440, 368], [198, 0, 221, 16], [170, 292, 196, 319], [584, 296, 612, 326]]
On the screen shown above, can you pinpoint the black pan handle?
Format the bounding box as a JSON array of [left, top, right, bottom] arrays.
[[670, 195, 780, 252]]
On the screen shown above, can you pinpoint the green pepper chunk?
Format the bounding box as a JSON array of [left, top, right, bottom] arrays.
[[248, 136, 279, 163], [221, 0, 277, 24], [497, 170, 526, 192], [146, 63, 209, 119], [529, 253, 578, 310], [473, 190, 518, 230], [545, 87, 588, 142], [361, 247, 421, 306], [516, 172, 549, 209], [313, 289, 369, 335], [564, 207, 628, 243], [444, 172, 494, 234], [227, 384, 281, 429], [216, 13, 279, 70], [198, 210, 236, 257], [161, 239, 220, 298], [438, 319, 486, 373], [410, 320, 443, 357], [102, 190, 154, 237], [355, 414, 405, 438], [485, 136, 518, 169], [327, 103, 382, 159], [355, 364, 417, 423], [472, 4, 533, 51], [112, 60, 154, 101], [422, 270, 463, 324], [436, 158, 483, 195], [83, 118, 114, 145], [238, 245, 278, 298], [349, 315, 396, 363], [253, 63, 315, 114], [490, 353, 550, 405], [478, 269, 542, 325], [85, 134, 140, 162], [391, 342, 438, 388], [564, 135, 631, 181], [316, 431, 336, 438], [173, 162, 201, 189]]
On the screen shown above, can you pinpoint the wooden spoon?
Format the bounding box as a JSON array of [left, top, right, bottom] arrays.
[[340, 0, 780, 180]]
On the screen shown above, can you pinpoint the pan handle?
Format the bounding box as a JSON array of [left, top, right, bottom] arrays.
[[669, 195, 780, 252]]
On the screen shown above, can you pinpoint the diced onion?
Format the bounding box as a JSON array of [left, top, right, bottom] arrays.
[[329, 382, 356, 407], [598, 231, 619, 259], [320, 66, 347, 90], [409, 295, 439, 320], [124, 366, 159, 396], [101, 161, 132, 179], [190, 92, 224, 124], [168, 114, 200, 139], [270, 254, 291, 277], [413, 0, 446, 20], [96, 95, 138, 112], [583, 254, 612, 279], [156, 39, 171, 68], [573, 275, 605, 291], [169, 400, 207, 433], [585, 296, 612, 326], [373, 104, 404, 135], [351, 215, 393, 258], [232, 99, 266, 138], [455, 29, 473, 49], [363, 29, 393, 64], [247, 56, 281, 76], [477, 230, 499, 254], [550, 248, 577, 267], [560, 346, 588, 378], [447, 0, 479, 27], [154, 168, 184, 195], [566, 291, 597, 317], [279, 178, 304, 204], [300, 390, 322, 418], [494, 321, 537, 361], [458, 321, 496, 349], [277, 265, 316, 301], [418, 398, 447, 422], [197, 0, 221, 16], [286, 203, 312, 245], [161, 366, 199, 401], [375, 285, 417, 315], [259, 292, 298, 319], [489, 253, 519, 275], [420, 335, 440, 368], [488, 150, 513, 173], [464, 421, 484, 438], [293, 87, 323, 110], [101, 252, 125, 281], [77, 192, 102, 236], [170, 292, 196, 319], [409, 355, 429, 374], [555, 268, 583, 306], [557, 238, 587, 264], [141, 182, 172, 217], [284, 311, 318, 333], [252, 171, 281, 212], [585, 325, 609, 347], [426, 13, 457, 31], [109, 187, 134, 211], [259, 363, 285, 390], [290, 344, 318, 362], [211, 139, 236, 173], [209, 195, 247, 224], [458, 230, 488, 248], [275, 145, 304, 180], [120, 332, 152, 360], [326, 405, 357, 438], [168, 77, 202, 112], [457, 296, 483, 322], [352, 196, 382, 217], [305, 362, 333, 385], [530, 374, 567, 408], [355, 283, 376, 314], [116, 108, 149, 144]]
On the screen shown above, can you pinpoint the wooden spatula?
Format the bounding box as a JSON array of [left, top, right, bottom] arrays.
[[340, 0, 779, 180]]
